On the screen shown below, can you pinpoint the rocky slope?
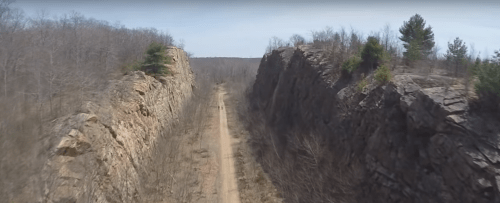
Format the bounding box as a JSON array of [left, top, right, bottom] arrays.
[[250, 45, 500, 202], [39, 47, 194, 202]]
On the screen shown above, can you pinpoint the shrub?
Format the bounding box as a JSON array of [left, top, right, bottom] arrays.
[[342, 55, 362, 73], [374, 65, 392, 83], [474, 61, 500, 109], [357, 76, 367, 92], [123, 60, 143, 72]]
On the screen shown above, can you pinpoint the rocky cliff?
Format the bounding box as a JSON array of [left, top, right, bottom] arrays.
[[40, 47, 194, 202], [250, 45, 500, 202]]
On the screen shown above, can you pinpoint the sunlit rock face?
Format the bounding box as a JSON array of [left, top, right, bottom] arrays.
[[251, 45, 500, 203], [42, 47, 194, 203]]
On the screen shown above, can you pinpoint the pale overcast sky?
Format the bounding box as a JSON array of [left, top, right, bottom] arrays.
[[11, 0, 500, 58]]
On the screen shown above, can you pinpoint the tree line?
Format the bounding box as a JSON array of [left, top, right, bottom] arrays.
[[0, 0, 178, 200], [265, 13, 500, 111], [0, 1, 176, 116]]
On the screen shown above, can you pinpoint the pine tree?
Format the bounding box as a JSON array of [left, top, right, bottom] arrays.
[[470, 56, 482, 76], [445, 37, 468, 77], [142, 42, 171, 75], [475, 50, 500, 111], [399, 14, 435, 63], [361, 36, 384, 71], [406, 39, 422, 62]]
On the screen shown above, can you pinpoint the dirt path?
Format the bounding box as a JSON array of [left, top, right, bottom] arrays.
[[192, 84, 279, 203], [218, 87, 241, 203]]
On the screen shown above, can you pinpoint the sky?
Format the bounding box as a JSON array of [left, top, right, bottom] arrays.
[[11, 0, 500, 58]]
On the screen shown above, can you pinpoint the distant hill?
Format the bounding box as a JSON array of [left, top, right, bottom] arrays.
[[190, 57, 261, 84], [190, 57, 261, 69]]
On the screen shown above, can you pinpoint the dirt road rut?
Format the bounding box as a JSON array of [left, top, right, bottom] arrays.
[[218, 88, 241, 203]]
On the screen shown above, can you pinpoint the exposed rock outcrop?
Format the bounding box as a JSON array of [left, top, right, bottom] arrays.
[[41, 47, 194, 202], [250, 45, 500, 202]]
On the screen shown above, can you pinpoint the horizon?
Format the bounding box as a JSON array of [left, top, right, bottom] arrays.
[[11, 0, 500, 58]]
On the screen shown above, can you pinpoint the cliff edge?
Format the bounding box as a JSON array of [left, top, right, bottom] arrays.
[[250, 45, 500, 202], [39, 47, 194, 202]]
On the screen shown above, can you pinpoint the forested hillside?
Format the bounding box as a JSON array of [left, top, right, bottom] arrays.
[[1, 0, 499, 202], [0, 0, 179, 200]]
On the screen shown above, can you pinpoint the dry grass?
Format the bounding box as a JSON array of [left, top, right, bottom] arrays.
[[0, 6, 176, 201], [140, 65, 215, 202], [140, 57, 263, 202], [223, 83, 282, 203], [242, 108, 364, 203], [234, 51, 363, 202], [0, 52, 281, 202], [191, 57, 284, 202]]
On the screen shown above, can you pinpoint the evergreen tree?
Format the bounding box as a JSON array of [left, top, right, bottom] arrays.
[[399, 14, 435, 63], [471, 56, 482, 75], [475, 50, 500, 111], [361, 36, 384, 71], [493, 50, 500, 65], [445, 37, 468, 77], [142, 42, 171, 75], [406, 39, 422, 62]]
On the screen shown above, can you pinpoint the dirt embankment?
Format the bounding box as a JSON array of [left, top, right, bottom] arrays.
[[249, 45, 500, 203]]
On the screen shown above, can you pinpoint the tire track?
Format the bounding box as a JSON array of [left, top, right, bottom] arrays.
[[218, 87, 241, 203]]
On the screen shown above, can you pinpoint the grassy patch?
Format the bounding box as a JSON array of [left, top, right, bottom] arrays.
[[357, 76, 368, 92]]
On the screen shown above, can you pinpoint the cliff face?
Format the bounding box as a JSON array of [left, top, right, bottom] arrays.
[[41, 47, 194, 202], [250, 45, 500, 202]]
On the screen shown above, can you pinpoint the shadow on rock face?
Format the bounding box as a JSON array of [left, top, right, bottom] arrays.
[[248, 45, 500, 203]]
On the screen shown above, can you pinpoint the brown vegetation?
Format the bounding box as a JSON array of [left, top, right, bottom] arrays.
[[191, 57, 283, 202], [250, 15, 499, 201], [140, 66, 214, 202], [0, 1, 178, 201], [246, 44, 500, 202]]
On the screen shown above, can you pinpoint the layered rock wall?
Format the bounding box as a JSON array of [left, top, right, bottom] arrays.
[[251, 45, 500, 202], [41, 47, 194, 202]]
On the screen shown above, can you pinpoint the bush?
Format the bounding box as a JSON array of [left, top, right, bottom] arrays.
[[357, 76, 367, 92], [342, 55, 362, 73], [474, 62, 500, 109], [374, 65, 392, 83], [123, 60, 143, 72]]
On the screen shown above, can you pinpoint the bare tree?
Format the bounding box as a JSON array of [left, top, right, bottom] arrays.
[[289, 34, 305, 47], [265, 36, 290, 54], [381, 23, 393, 52], [0, 5, 177, 201], [0, 0, 14, 20]]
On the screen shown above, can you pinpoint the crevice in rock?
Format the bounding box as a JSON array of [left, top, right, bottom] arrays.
[[103, 123, 117, 139]]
